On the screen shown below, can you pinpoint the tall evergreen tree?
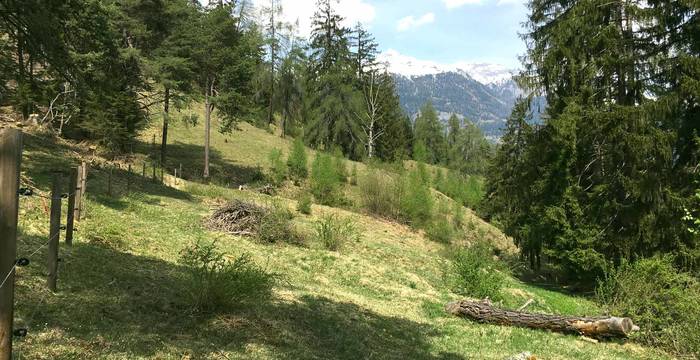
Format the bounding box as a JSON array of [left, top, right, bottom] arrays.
[[413, 101, 447, 165], [305, 0, 362, 157], [486, 0, 700, 279]]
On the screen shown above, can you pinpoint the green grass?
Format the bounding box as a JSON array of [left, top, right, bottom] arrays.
[[7, 113, 670, 359]]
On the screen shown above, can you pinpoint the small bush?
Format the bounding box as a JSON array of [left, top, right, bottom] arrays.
[[179, 241, 276, 312], [314, 214, 359, 251], [258, 202, 305, 245], [596, 256, 700, 357], [446, 241, 506, 300], [310, 152, 342, 205], [268, 148, 287, 185], [436, 171, 484, 209], [452, 201, 465, 229], [398, 167, 433, 228], [426, 216, 454, 244], [349, 164, 358, 185], [332, 148, 348, 183], [359, 169, 398, 218], [297, 193, 312, 215], [287, 137, 308, 180]]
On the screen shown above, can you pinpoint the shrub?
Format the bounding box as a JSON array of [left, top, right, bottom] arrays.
[[310, 152, 342, 205], [435, 171, 484, 209], [452, 201, 465, 229], [297, 192, 312, 215], [596, 256, 700, 357], [426, 216, 454, 244], [332, 148, 348, 183], [445, 241, 507, 300], [359, 169, 398, 218], [398, 167, 433, 228], [287, 137, 308, 180], [258, 202, 305, 245], [314, 214, 359, 251], [349, 164, 358, 185], [179, 241, 276, 312], [268, 148, 287, 185]]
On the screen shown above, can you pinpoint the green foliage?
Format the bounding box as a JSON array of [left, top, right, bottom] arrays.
[[314, 214, 359, 251], [398, 167, 433, 228], [484, 0, 700, 280], [310, 152, 342, 205], [287, 137, 308, 180], [267, 148, 287, 185], [596, 257, 700, 357], [258, 202, 305, 245], [179, 241, 276, 312], [452, 201, 465, 229], [413, 101, 447, 165], [435, 171, 484, 209], [349, 164, 358, 185], [426, 217, 454, 244], [359, 169, 399, 219], [297, 192, 313, 215], [332, 148, 348, 183], [446, 242, 507, 301]]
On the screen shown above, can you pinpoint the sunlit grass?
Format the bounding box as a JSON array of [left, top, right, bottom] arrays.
[[7, 115, 670, 359]]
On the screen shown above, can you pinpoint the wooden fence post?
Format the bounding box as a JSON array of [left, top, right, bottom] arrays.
[[65, 167, 77, 246], [73, 163, 83, 222], [79, 163, 87, 220], [127, 164, 132, 193], [179, 163, 182, 182], [0, 129, 22, 360], [152, 161, 156, 182], [142, 162, 146, 177], [47, 173, 62, 292], [108, 166, 113, 196]]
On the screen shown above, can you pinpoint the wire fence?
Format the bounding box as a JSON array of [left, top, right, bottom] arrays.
[[0, 128, 188, 359]]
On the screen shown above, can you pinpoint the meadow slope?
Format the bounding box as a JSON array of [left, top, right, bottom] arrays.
[[7, 115, 668, 359]]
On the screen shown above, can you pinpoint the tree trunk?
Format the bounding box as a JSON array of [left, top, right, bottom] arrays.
[[161, 87, 170, 167], [445, 299, 638, 338], [204, 81, 212, 181], [16, 32, 27, 120]]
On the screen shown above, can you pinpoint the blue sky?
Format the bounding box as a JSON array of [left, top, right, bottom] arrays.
[[208, 0, 530, 70], [366, 0, 528, 68]]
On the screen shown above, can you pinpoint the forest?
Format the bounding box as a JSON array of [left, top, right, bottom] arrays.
[[1, 0, 699, 359]]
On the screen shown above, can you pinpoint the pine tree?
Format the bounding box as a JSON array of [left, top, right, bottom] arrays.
[[413, 101, 447, 165], [305, 0, 362, 157]]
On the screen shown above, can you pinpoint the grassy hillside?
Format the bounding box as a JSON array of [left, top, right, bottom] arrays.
[[7, 114, 668, 359]]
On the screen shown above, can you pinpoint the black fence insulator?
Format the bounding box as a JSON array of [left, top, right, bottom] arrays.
[[57, 258, 63, 262], [61, 193, 69, 199], [60, 225, 67, 230], [16, 258, 30, 267], [18, 188, 33, 196], [13, 329, 27, 337]]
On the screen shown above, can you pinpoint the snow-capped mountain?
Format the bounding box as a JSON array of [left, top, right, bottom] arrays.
[[378, 50, 540, 139], [378, 49, 516, 85]]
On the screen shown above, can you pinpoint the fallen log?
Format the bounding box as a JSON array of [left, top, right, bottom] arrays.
[[445, 299, 639, 338]]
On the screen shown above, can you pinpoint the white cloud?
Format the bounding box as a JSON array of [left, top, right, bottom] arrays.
[[251, 0, 376, 38], [396, 12, 435, 32], [378, 49, 515, 84], [442, 0, 483, 9]]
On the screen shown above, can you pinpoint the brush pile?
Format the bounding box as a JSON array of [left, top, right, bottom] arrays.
[[206, 200, 268, 236]]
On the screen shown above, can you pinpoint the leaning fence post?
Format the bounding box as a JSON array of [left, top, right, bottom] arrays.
[[47, 172, 62, 292], [65, 167, 77, 246], [0, 129, 22, 360], [78, 162, 87, 220]]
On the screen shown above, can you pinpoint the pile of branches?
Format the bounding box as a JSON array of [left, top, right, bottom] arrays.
[[206, 200, 268, 236]]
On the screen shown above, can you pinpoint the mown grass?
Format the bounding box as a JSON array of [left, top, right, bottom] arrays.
[[6, 115, 669, 359]]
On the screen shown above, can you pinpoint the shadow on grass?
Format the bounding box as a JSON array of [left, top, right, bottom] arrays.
[[133, 139, 265, 188], [13, 241, 464, 359]]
